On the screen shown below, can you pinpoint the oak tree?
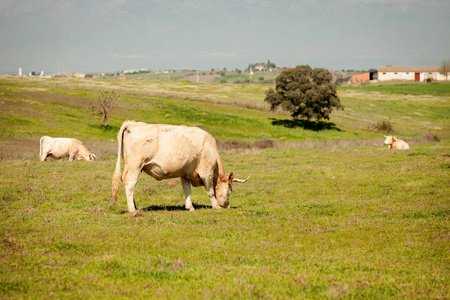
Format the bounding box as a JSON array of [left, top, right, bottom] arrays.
[[265, 65, 343, 122]]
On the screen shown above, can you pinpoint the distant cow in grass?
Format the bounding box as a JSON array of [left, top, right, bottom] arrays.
[[383, 135, 409, 150], [40, 136, 96, 161], [112, 121, 249, 212]]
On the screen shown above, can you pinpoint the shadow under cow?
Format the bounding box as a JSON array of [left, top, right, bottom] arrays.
[[143, 204, 212, 211]]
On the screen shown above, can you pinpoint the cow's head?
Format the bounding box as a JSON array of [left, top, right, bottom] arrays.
[[78, 153, 96, 161], [215, 172, 249, 209], [383, 135, 396, 145]]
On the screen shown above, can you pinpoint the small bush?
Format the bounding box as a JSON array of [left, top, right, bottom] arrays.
[[373, 118, 394, 132], [425, 131, 440, 142]]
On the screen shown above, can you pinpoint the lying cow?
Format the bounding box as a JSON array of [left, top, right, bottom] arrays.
[[112, 121, 249, 212], [383, 135, 410, 150], [40, 136, 96, 161]]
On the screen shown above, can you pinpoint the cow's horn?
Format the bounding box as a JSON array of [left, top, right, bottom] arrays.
[[232, 176, 250, 183]]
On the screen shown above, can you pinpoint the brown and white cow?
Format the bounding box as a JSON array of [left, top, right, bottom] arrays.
[[40, 136, 96, 161], [383, 135, 410, 150], [112, 121, 248, 212]]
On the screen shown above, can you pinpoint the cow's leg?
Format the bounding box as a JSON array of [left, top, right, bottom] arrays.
[[181, 178, 194, 211], [40, 151, 48, 161], [122, 166, 140, 212], [203, 177, 221, 209]]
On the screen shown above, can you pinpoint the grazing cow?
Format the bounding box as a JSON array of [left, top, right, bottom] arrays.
[[383, 135, 410, 150], [112, 121, 249, 212], [40, 136, 96, 161]]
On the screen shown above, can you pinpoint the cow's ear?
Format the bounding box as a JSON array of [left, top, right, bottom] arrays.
[[393, 137, 397, 141], [228, 172, 234, 183]]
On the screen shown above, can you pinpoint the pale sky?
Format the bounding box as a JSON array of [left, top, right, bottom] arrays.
[[1, 0, 449, 74]]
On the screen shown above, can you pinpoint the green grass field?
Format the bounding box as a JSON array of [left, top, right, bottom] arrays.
[[341, 82, 450, 96], [217, 71, 279, 84], [124, 70, 280, 84], [0, 76, 449, 298]]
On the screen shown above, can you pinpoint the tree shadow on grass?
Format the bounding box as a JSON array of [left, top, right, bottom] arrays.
[[88, 124, 120, 132], [270, 118, 343, 131]]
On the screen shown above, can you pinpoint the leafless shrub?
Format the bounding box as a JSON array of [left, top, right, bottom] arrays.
[[427, 131, 440, 142], [90, 90, 120, 127], [253, 139, 275, 149]]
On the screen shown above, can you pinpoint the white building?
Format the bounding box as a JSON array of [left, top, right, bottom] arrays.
[[378, 66, 449, 82], [72, 72, 86, 78], [254, 64, 265, 71]]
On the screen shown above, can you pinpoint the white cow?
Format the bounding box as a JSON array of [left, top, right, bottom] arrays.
[[112, 121, 248, 212], [383, 135, 410, 150], [40, 136, 96, 161]]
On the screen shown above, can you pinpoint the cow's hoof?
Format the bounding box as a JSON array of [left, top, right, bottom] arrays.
[[187, 207, 195, 212], [131, 209, 144, 218]]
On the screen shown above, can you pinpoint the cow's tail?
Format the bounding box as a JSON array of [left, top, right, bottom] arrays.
[[112, 122, 128, 203], [39, 136, 46, 161]]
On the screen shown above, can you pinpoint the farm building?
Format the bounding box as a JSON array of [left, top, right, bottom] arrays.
[[378, 66, 449, 82], [351, 71, 378, 84]]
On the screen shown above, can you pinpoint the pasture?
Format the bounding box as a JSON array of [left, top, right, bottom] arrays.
[[0, 76, 449, 298], [341, 82, 450, 97], [122, 70, 280, 84]]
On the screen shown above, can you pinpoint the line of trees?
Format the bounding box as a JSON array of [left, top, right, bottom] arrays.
[[247, 60, 276, 72]]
